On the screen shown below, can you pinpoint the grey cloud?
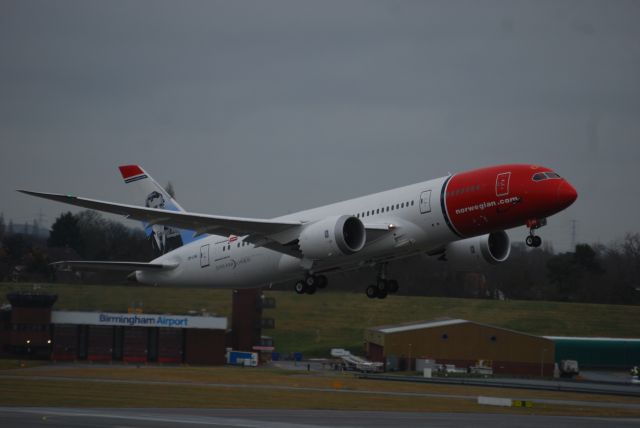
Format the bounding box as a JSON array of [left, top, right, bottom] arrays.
[[1, 0, 639, 250]]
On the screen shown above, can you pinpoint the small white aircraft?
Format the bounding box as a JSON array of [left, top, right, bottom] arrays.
[[20, 163, 577, 298]]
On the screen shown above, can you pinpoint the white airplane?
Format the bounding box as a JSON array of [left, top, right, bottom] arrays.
[[20, 163, 577, 298]]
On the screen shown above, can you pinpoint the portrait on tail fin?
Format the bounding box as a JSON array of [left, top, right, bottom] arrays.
[[145, 191, 183, 256]]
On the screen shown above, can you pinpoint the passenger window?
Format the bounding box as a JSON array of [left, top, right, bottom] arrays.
[[411, 200, 414, 206], [396, 204, 399, 209], [376, 209, 380, 214]]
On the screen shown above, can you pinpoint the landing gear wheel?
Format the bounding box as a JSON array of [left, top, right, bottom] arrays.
[[366, 285, 378, 299], [376, 289, 388, 299], [377, 279, 388, 292], [305, 284, 317, 295], [294, 281, 305, 295], [316, 275, 328, 289], [525, 218, 547, 248], [388, 280, 399, 293], [305, 275, 316, 287], [525, 235, 534, 247], [526, 235, 542, 248]]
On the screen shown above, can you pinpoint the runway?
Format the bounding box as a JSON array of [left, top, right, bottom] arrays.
[[3, 373, 640, 411], [1, 408, 640, 428], [359, 372, 640, 398]]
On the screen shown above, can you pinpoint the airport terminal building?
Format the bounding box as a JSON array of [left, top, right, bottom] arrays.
[[49, 310, 227, 364], [0, 290, 274, 365]]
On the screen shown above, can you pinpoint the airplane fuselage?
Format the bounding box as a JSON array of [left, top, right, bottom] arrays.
[[139, 164, 577, 288]]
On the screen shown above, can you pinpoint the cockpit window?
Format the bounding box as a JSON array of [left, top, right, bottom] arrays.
[[532, 171, 562, 182]]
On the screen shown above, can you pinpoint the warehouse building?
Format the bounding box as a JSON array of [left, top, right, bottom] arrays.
[[546, 336, 640, 369], [365, 318, 556, 376]]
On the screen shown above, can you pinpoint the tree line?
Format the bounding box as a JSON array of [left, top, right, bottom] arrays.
[[0, 211, 152, 283], [0, 211, 638, 304], [291, 234, 640, 305]]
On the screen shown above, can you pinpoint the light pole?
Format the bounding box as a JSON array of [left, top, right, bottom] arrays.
[[540, 348, 547, 377]]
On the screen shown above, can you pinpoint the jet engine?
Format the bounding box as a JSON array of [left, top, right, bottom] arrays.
[[444, 231, 511, 270], [298, 215, 366, 260]]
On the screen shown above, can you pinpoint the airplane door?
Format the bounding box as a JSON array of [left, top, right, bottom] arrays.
[[419, 190, 432, 214], [200, 244, 210, 268]]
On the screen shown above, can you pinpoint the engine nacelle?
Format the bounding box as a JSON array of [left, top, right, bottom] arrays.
[[444, 231, 511, 270], [298, 215, 366, 260]]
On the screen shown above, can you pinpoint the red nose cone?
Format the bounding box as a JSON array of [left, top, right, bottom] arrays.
[[556, 180, 578, 208]]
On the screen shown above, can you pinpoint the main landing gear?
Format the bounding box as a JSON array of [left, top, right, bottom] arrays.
[[366, 263, 399, 299], [525, 218, 547, 248], [294, 274, 327, 295]]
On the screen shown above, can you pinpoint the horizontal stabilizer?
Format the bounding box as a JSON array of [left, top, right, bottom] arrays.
[[50, 261, 178, 271]]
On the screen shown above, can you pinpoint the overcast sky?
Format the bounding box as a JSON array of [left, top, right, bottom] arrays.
[[1, 0, 639, 251]]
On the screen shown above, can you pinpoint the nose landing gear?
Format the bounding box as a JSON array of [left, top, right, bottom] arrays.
[[525, 234, 542, 248], [525, 218, 547, 248]]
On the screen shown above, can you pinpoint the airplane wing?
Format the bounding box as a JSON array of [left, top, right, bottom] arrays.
[[18, 190, 303, 244], [51, 261, 178, 271]]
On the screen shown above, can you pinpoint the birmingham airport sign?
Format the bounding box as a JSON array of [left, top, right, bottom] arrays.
[[99, 313, 187, 328], [51, 311, 227, 330]]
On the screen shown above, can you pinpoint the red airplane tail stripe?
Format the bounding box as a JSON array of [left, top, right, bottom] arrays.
[[119, 165, 145, 180]]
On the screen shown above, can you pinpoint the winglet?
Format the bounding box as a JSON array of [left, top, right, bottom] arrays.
[[17, 189, 76, 200]]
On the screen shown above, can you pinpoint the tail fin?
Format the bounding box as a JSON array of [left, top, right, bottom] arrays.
[[119, 165, 197, 256]]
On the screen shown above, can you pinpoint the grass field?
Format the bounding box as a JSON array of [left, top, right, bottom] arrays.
[[0, 364, 639, 416], [2, 282, 640, 357]]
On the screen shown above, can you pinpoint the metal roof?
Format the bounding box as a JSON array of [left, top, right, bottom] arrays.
[[369, 318, 554, 342], [372, 318, 467, 334], [545, 336, 640, 342]]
